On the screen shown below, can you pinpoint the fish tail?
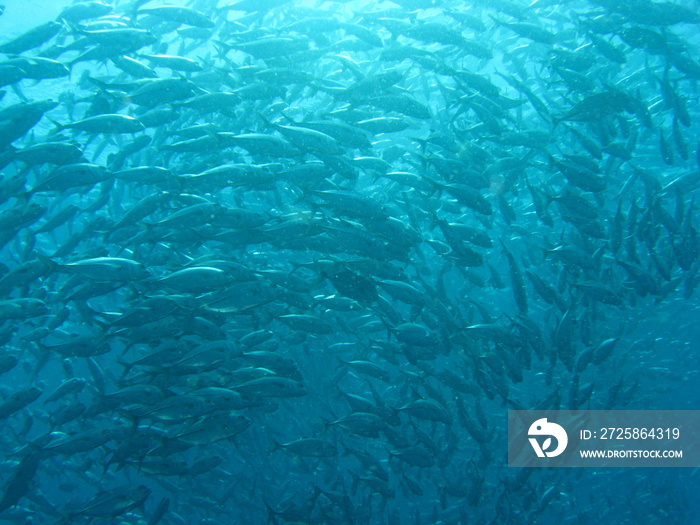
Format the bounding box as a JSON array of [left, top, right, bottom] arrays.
[[10, 82, 27, 102], [255, 110, 275, 129], [268, 440, 282, 455], [45, 116, 65, 135]]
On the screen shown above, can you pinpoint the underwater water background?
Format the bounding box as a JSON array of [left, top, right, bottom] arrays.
[[0, 0, 699, 523]]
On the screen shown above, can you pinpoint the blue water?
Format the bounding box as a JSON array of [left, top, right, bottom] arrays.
[[0, 0, 699, 523]]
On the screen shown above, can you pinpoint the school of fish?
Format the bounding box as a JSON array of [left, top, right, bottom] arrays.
[[0, 0, 699, 522]]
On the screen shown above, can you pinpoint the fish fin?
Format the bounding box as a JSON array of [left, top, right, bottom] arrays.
[[10, 82, 27, 102], [255, 110, 275, 129], [498, 237, 510, 254], [45, 116, 65, 135], [269, 440, 282, 455], [278, 110, 297, 124]]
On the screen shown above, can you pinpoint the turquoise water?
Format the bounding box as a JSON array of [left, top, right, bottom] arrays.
[[0, 0, 699, 523]]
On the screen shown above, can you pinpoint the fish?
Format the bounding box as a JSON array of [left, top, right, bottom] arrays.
[[273, 438, 338, 457], [0, 21, 63, 54], [0, 386, 42, 419], [137, 6, 215, 28], [70, 484, 151, 519], [0, 454, 41, 513], [0, 1, 695, 523], [500, 239, 528, 314]]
